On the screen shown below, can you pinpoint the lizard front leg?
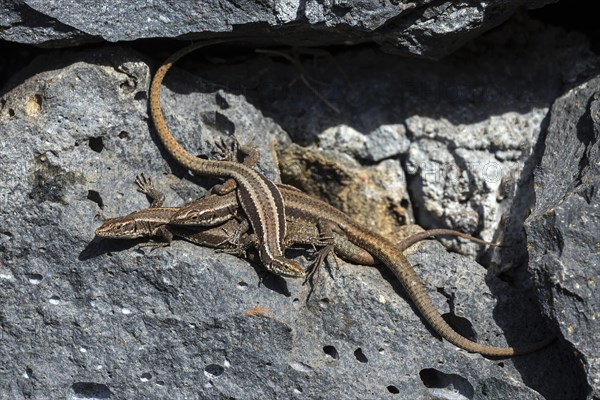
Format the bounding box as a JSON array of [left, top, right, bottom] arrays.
[[135, 173, 165, 208]]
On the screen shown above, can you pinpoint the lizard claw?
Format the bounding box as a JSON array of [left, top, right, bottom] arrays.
[[135, 173, 154, 194], [213, 136, 239, 162], [134, 173, 165, 208]]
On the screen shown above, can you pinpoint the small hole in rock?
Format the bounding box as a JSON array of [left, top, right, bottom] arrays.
[[323, 345, 339, 360], [215, 92, 230, 109], [419, 368, 474, 398], [354, 348, 368, 363], [69, 382, 113, 399], [134, 92, 145, 101], [120, 81, 134, 91], [204, 364, 224, 378], [214, 112, 235, 135], [140, 372, 152, 382], [27, 274, 43, 284], [89, 136, 104, 153], [8, 108, 15, 117], [87, 190, 104, 209], [118, 131, 129, 139], [387, 385, 400, 394]]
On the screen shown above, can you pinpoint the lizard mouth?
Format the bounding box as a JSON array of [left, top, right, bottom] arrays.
[[94, 225, 113, 237]]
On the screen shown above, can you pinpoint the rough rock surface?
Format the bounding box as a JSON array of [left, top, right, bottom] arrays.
[[525, 74, 600, 399], [1, 0, 554, 57], [0, 44, 573, 399], [0, 8, 598, 400]]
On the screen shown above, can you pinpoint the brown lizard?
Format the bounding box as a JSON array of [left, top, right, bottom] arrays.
[[95, 175, 484, 266], [149, 39, 303, 277]]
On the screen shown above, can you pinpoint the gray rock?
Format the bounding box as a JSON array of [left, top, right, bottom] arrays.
[[0, 44, 575, 399], [0, 0, 89, 46], [404, 109, 548, 257], [365, 124, 410, 162], [376, 0, 558, 57], [318, 124, 368, 159], [0, 0, 554, 57], [525, 74, 600, 400], [318, 123, 410, 162]]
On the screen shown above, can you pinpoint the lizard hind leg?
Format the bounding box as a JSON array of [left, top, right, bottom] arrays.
[[302, 222, 340, 291], [303, 241, 337, 286], [137, 240, 171, 250], [303, 241, 340, 304]]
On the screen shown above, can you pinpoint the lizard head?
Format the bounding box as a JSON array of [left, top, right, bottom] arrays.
[[95, 217, 139, 239]]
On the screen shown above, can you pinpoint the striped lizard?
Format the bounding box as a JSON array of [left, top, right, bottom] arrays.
[[149, 39, 303, 277], [95, 174, 483, 266]]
